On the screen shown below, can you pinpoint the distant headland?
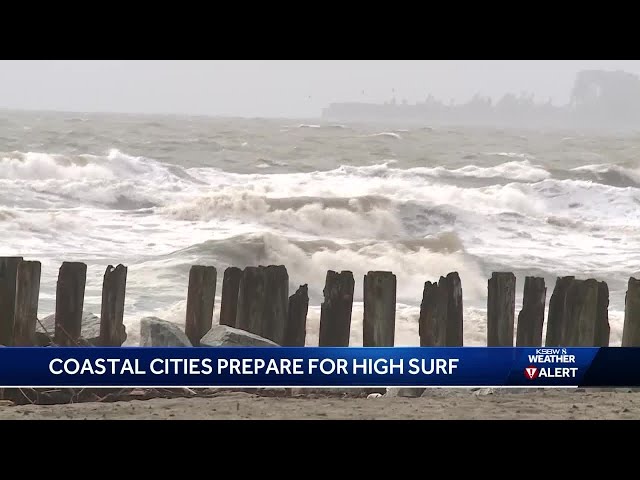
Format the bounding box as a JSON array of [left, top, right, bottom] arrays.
[[321, 70, 640, 131]]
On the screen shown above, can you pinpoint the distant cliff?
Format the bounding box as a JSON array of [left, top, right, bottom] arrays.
[[321, 70, 640, 130]]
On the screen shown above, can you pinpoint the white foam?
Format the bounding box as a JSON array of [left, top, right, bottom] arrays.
[[169, 162, 640, 286], [486, 152, 533, 160], [161, 193, 403, 240], [366, 132, 403, 140], [3, 142, 637, 350], [0, 151, 114, 180], [445, 160, 551, 182], [0, 149, 197, 209], [531, 178, 640, 227], [358, 160, 550, 182], [185, 163, 549, 219]]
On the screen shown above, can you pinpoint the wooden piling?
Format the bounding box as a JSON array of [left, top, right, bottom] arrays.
[[54, 262, 87, 346], [0, 257, 23, 346], [363, 271, 396, 347], [487, 272, 516, 347], [261, 265, 289, 345], [545, 276, 609, 347], [419, 272, 464, 347], [236, 265, 288, 344], [561, 279, 609, 346], [516, 276, 546, 347], [560, 279, 590, 346], [219, 267, 242, 327], [185, 265, 217, 346], [623, 278, 640, 346], [545, 276, 574, 346], [444, 272, 463, 346], [99, 264, 127, 347], [13, 261, 41, 347], [284, 284, 308, 346], [419, 279, 447, 346], [236, 266, 266, 334], [319, 270, 355, 346]]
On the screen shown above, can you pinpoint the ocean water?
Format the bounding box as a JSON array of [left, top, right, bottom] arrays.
[[2, 110, 639, 346]]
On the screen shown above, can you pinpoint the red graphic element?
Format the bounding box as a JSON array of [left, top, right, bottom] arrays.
[[524, 366, 539, 380]]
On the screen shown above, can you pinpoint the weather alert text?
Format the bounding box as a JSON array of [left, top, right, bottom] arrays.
[[524, 348, 578, 380], [528, 348, 575, 363]]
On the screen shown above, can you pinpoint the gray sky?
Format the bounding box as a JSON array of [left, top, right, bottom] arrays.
[[2, 60, 640, 118]]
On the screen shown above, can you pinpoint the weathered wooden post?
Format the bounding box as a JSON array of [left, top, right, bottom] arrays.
[[284, 284, 308, 346], [444, 272, 463, 346], [236, 265, 289, 344], [99, 264, 127, 347], [561, 279, 595, 346], [487, 272, 516, 347], [0, 257, 23, 346], [622, 277, 640, 346], [185, 265, 217, 346], [545, 276, 574, 346], [562, 279, 610, 346], [319, 270, 355, 346], [54, 262, 87, 346], [419, 272, 464, 347], [220, 267, 242, 327], [236, 266, 266, 335], [419, 279, 447, 346], [261, 265, 289, 345], [0, 258, 26, 401], [363, 271, 396, 347], [516, 276, 546, 347], [13, 261, 41, 347]]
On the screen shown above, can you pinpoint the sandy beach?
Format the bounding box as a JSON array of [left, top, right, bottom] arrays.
[[0, 389, 638, 420]]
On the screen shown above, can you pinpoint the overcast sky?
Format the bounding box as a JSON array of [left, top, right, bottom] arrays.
[[2, 60, 640, 118]]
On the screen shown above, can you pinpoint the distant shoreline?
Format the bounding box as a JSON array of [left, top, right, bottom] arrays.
[[321, 103, 640, 133]]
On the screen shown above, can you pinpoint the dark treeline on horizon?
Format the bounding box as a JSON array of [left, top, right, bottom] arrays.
[[322, 70, 640, 130]]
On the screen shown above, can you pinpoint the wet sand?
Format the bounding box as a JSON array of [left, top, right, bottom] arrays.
[[0, 389, 638, 420]]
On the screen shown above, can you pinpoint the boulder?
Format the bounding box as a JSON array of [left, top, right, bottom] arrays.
[[35, 311, 127, 346], [139, 317, 192, 347], [200, 325, 279, 347], [472, 388, 496, 396], [470, 387, 535, 395]]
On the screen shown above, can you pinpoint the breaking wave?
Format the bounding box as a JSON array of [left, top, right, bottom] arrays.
[[0, 149, 194, 209], [0, 149, 170, 181], [570, 163, 640, 188], [173, 231, 487, 305]]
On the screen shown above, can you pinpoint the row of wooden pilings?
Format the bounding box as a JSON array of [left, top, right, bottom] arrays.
[[1, 256, 640, 347]]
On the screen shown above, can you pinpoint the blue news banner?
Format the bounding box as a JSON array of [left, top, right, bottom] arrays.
[[0, 347, 638, 388]]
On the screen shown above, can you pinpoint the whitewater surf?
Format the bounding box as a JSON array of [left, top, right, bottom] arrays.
[[1, 112, 638, 346]]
